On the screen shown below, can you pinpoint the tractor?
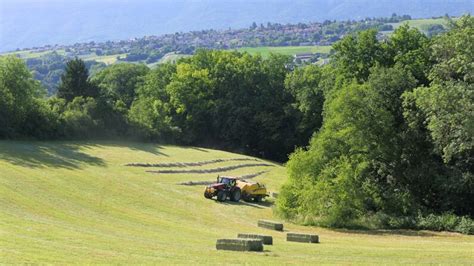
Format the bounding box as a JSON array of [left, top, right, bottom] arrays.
[[204, 176, 241, 202], [204, 175, 269, 203]]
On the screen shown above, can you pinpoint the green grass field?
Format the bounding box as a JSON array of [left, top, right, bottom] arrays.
[[236, 45, 332, 58], [1, 141, 473, 264], [158, 52, 191, 64], [80, 53, 128, 65], [1, 49, 66, 59], [389, 17, 453, 32], [0, 50, 126, 65]]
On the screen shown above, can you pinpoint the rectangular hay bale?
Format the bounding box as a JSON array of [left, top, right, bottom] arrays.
[[216, 238, 263, 252], [287, 233, 319, 243], [237, 233, 273, 245], [258, 220, 284, 231]]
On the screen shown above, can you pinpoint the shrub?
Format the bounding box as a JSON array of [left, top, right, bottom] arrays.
[[417, 213, 474, 234]]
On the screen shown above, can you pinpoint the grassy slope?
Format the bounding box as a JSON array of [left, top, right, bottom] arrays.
[[0, 141, 473, 264], [0, 50, 126, 65], [81, 53, 128, 65], [389, 17, 453, 32], [1, 49, 66, 59], [236, 45, 332, 58], [158, 53, 192, 64]]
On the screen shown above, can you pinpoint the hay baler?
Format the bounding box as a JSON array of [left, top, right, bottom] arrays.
[[236, 179, 268, 202]]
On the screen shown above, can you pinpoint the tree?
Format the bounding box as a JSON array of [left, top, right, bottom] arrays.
[[388, 24, 431, 85], [278, 83, 397, 226], [129, 63, 177, 140], [92, 63, 149, 108], [60, 97, 100, 138], [0, 56, 45, 137], [57, 58, 97, 102], [166, 62, 215, 143], [429, 15, 474, 83], [402, 15, 474, 214], [332, 29, 386, 82], [284, 64, 325, 143]]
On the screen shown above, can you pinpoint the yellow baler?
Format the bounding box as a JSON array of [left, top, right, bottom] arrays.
[[236, 179, 269, 202]]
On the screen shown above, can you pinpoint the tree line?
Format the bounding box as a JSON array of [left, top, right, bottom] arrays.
[[278, 16, 473, 233], [0, 16, 472, 233]]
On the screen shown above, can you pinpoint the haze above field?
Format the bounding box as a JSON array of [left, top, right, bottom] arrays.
[[1, 0, 473, 52]]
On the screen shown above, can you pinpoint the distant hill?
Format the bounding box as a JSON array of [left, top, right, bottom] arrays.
[[1, 0, 473, 52]]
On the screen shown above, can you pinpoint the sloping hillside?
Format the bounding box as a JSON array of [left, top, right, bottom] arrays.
[[0, 141, 472, 263]]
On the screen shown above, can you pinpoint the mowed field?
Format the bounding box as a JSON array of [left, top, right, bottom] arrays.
[[0, 141, 473, 264], [390, 18, 449, 30], [236, 45, 332, 58]]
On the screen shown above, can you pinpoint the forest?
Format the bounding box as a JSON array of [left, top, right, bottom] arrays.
[[0, 16, 472, 233]]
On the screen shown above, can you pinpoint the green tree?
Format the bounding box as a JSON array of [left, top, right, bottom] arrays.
[[402, 15, 474, 214], [57, 58, 97, 102], [60, 97, 100, 138], [429, 15, 473, 83], [388, 24, 431, 85], [284, 64, 325, 143], [278, 83, 397, 225], [0, 56, 46, 137], [166, 62, 215, 143], [129, 63, 177, 140], [91, 63, 149, 108], [332, 29, 386, 82]]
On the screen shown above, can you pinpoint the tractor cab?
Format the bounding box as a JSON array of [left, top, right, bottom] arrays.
[[216, 176, 237, 187]]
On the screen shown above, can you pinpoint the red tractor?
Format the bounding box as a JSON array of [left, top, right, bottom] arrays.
[[204, 176, 241, 202]]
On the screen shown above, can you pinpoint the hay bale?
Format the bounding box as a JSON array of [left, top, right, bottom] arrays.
[[216, 238, 263, 252], [286, 233, 319, 243], [258, 220, 283, 231], [237, 233, 273, 245]]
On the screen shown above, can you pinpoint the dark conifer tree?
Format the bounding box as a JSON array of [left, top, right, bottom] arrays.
[[57, 58, 97, 102]]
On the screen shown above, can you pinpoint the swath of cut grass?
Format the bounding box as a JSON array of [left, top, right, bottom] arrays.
[[126, 158, 259, 168], [146, 163, 272, 174]]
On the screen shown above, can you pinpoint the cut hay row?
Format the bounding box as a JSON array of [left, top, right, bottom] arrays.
[[239, 171, 269, 179], [216, 239, 263, 252], [178, 171, 269, 186], [179, 180, 213, 186], [237, 234, 273, 245], [147, 163, 273, 174], [258, 220, 284, 231], [287, 233, 319, 243], [125, 158, 259, 168]]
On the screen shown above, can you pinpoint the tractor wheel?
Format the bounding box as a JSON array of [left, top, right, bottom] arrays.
[[217, 190, 226, 202], [231, 189, 241, 202], [241, 192, 251, 202], [204, 191, 212, 199], [254, 196, 262, 202]]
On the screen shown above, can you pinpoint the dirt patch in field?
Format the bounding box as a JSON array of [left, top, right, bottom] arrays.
[[147, 163, 272, 174], [125, 158, 259, 168], [178, 171, 269, 186]]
